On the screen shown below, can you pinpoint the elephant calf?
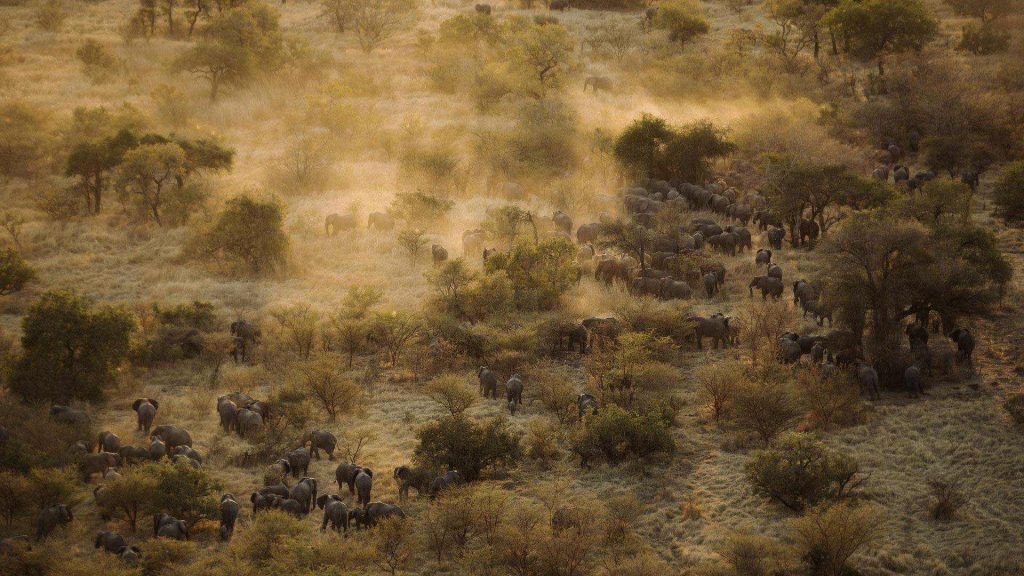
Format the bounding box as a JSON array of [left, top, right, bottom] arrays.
[[95, 531, 128, 554], [430, 470, 463, 499], [154, 513, 188, 540], [304, 430, 337, 460], [355, 469, 373, 508], [506, 375, 524, 415], [477, 367, 498, 399], [350, 502, 405, 529]]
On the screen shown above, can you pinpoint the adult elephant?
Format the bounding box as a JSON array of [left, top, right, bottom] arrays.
[[151, 426, 192, 451], [755, 249, 771, 266], [478, 367, 499, 399], [694, 316, 731, 350], [948, 328, 975, 370], [303, 430, 337, 460], [251, 492, 282, 513], [317, 494, 350, 532], [325, 213, 358, 236], [631, 276, 661, 298], [286, 447, 312, 478], [792, 280, 816, 307], [350, 502, 405, 529], [710, 194, 730, 213], [583, 76, 613, 92], [856, 363, 881, 400], [753, 210, 782, 231], [505, 375, 524, 415], [289, 477, 318, 514], [660, 278, 691, 300], [132, 399, 159, 434], [778, 336, 802, 364], [354, 469, 373, 507], [802, 300, 832, 326], [367, 212, 395, 231], [582, 317, 621, 347], [749, 276, 783, 300], [567, 324, 588, 354], [430, 470, 464, 499], [335, 462, 363, 495], [767, 264, 782, 281], [97, 432, 121, 454], [576, 223, 601, 244], [219, 494, 239, 541], [767, 226, 785, 249], [905, 365, 924, 397], [36, 504, 73, 540], [462, 229, 486, 256], [731, 204, 752, 225], [798, 219, 820, 246], [552, 211, 573, 234], [50, 405, 90, 426], [726, 226, 752, 252], [431, 244, 448, 265], [708, 233, 737, 256], [217, 398, 238, 433], [236, 408, 263, 438], [80, 452, 120, 481], [228, 321, 261, 363], [94, 531, 127, 554], [703, 272, 719, 299], [394, 466, 432, 500], [119, 445, 149, 465]]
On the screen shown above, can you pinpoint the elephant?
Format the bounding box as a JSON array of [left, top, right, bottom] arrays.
[[631, 276, 662, 298], [132, 399, 159, 434], [567, 324, 588, 354], [236, 408, 263, 438], [477, 366, 500, 399], [778, 337, 802, 364], [118, 445, 149, 465], [148, 438, 167, 461], [798, 219, 820, 245], [694, 316, 731, 349], [552, 210, 573, 234], [251, 492, 281, 513], [692, 231, 705, 250], [811, 342, 825, 364], [802, 300, 832, 326], [154, 513, 188, 540], [336, 462, 363, 495], [103, 468, 122, 481], [583, 76, 613, 93], [576, 223, 601, 244], [856, 363, 881, 400], [430, 470, 464, 499], [355, 469, 373, 507], [318, 494, 350, 532], [577, 393, 598, 420], [749, 276, 784, 300], [350, 502, 405, 529], [506, 375, 524, 415], [288, 477, 318, 514], [550, 0, 570, 10], [906, 323, 929, 346], [753, 210, 782, 231], [172, 446, 203, 466], [767, 226, 785, 249], [94, 531, 128, 554], [80, 452, 120, 481], [872, 166, 889, 181], [431, 244, 449, 265], [797, 335, 825, 355], [50, 405, 90, 426], [582, 317, 621, 347], [217, 398, 238, 433], [286, 447, 312, 478], [474, 3, 491, 15], [219, 494, 239, 541], [730, 204, 752, 225], [793, 280, 816, 307], [303, 430, 337, 460], [710, 194, 730, 213], [893, 165, 910, 185], [97, 431, 121, 454], [726, 226, 752, 252], [905, 365, 924, 397], [367, 212, 395, 231], [755, 249, 771, 266], [703, 272, 719, 299], [660, 278, 691, 300], [117, 545, 142, 565], [961, 171, 980, 191], [325, 213, 358, 236], [151, 426, 192, 451], [708, 233, 737, 256], [767, 264, 782, 281], [394, 466, 432, 500], [229, 321, 261, 363], [36, 504, 73, 541], [948, 328, 975, 369]]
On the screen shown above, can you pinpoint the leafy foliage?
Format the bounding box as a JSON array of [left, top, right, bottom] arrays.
[[0, 249, 35, 296], [414, 415, 521, 481], [190, 195, 289, 275], [745, 432, 861, 511], [484, 238, 577, 312], [613, 115, 734, 183]]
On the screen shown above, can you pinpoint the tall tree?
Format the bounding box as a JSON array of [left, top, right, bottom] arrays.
[[824, 0, 938, 75]]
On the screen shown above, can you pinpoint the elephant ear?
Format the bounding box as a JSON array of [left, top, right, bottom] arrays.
[[316, 494, 329, 510], [149, 399, 159, 410], [132, 399, 143, 411], [250, 492, 259, 503], [363, 468, 373, 478]]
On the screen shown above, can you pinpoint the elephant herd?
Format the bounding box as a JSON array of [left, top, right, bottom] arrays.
[[217, 391, 270, 438]]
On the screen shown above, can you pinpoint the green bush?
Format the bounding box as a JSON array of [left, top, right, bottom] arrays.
[[388, 190, 453, 229], [0, 248, 35, 296], [576, 404, 674, 466], [993, 160, 1024, 224], [414, 415, 521, 482], [745, 432, 861, 512], [484, 238, 577, 312], [9, 291, 134, 403], [190, 195, 289, 275], [0, 401, 93, 471], [655, 0, 710, 47]]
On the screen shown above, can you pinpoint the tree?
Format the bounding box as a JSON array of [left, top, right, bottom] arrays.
[[368, 311, 420, 366], [176, 40, 253, 101], [824, 0, 938, 75], [66, 130, 137, 214], [397, 229, 430, 262], [994, 160, 1024, 224], [374, 516, 412, 576], [414, 415, 521, 481], [388, 191, 453, 229], [9, 291, 134, 403], [613, 115, 734, 183], [425, 374, 477, 416], [95, 466, 159, 532], [509, 21, 576, 99], [483, 238, 577, 311], [321, 0, 355, 33], [0, 249, 36, 296], [943, 0, 1017, 22], [482, 206, 535, 249], [191, 195, 289, 275], [270, 303, 320, 360], [598, 219, 654, 274], [654, 0, 710, 47], [0, 102, 53, 181], [115, 142, 188, 225], [745, 432, 862, 511], [427, 259, 477, 318], [350, 0, 416, 53], [295, 355, 361, 420], [733, 376, 801, 445]]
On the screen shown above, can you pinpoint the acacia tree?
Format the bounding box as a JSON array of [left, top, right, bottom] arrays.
[[116, 142, 186, 225], [598, 219, 654, 274], [655, 0, 710, 48], [192, 195, 289, 275], [613, 115, 734, 184], [824, 0, 938, 75], [509, 21, 576, 99]]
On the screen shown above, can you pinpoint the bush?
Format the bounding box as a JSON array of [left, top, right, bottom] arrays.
[[993, 160, 1024, 224], [190, 195, 289, 275], [99, 460, 220, 527], [655, 0, 710, 47], [927, 479, 967, 521], [732, 375, 801, 445], [0, 102, 54, 180], [958, 22, 1009, 55], [295, 354, 362, 420], [1004, 393, 1024, 427], [793, 367, 862, 430], [0, 471, 30, 525], [524, 417, 562, 469], [9, 291, 134, 403], [696, 361, 745, 423], [745, 432, 862, 512], [76, 39, 119, 83], [613, 114, 734, 183], [35, 0, 66, 32], [414, 415, 521, 481], [0, 248, 35, 296], [388, 191, 453, 229], [0, 401, 93, 471], [576, 404, 674, 466], [483, 238, 577, 312], [715, 531, 789, 576], [789, 502, 884, 576], [425, 374, 477, 416]]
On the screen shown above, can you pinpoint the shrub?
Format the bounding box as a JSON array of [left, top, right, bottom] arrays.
[[525, 360, 577, 424], [367, 311, 420, 366], [270, 130, 335, 194], [993, 160, 1024, 224], [716, 531, 789, 576], [737, 300, 792, 368], [524, 417, 562, 469], [696, 361, 745, 423], [414, 415, 521, 481], [374, 515, 413, 576], [35, 0, 66, 32], [269, 303, 321, 360], [927, 479, 967, 521], [789, 502, 884, 576], [0, 471, 30, 525], [0, 248, 35, 296], [613, 114, 734, 183], [76, 39, 119, 83], [425, 374, 477, 416], [0, 102, 54, 180], [745, 432, 862, 512], [0, 401, 92, 471], [235, 509, 306, 567], [732, 376, 801, 445], [484, 238, 577, 312], [958, 22, 1009, 55], [26, 466, 80, 510], [388, 191, 453, 229], [1004, 393, 1024, 427], [655, 0, 710, 47], [793, 366, 862, 430], [294, 354, 362, 420], [190, 195, 289, 275], [9, 291, 134, 403], [576, 404, 674, 466]]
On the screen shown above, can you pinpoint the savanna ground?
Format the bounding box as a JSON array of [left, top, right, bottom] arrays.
[[2, 0, 1024, 574]]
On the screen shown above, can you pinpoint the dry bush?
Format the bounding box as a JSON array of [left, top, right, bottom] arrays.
[[927, 479, 967, 521], [269, 303, 321, 360], [523, 360, 576, 424], [745, 432, 862, 512], [599, 552, 673, 576], [733, 375, 801, 446], [789, 503, 884, 576], [424, 374, 477, 416], [35, 0, 67, 32], [794, 366, 863, 430], [524, 417, 562, 469], [76, 39, 119, 83], [695, 360, 746, 423], [374, 516, 413, 576], [603, 493, 642, 551], [294, 354, 362, 420], [268, 130, 336, 195], [715, 531, 790, 576], [0, 471, 29, 525], [737, 300, 792, 368], [1003, 392, 1024, 427]]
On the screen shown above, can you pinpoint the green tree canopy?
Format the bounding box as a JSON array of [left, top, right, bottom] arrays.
[[192, 195, 289, 275], [614, 115, 734, 184], [824, 0, 938, 74]]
